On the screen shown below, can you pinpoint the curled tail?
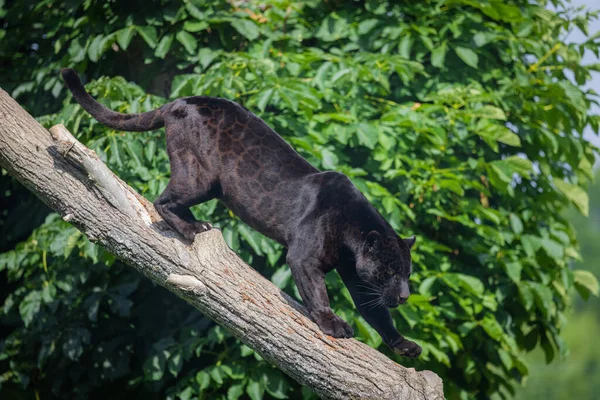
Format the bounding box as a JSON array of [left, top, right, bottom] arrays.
[[60, 68, 167, 132]]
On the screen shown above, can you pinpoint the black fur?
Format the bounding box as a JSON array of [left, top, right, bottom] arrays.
[[61, 68, 422, 358]]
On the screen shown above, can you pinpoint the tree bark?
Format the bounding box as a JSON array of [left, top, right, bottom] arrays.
[[0, 88, 444, 400]]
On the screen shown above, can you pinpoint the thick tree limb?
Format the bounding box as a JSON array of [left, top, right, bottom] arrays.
[[0, 88, 444, 399]]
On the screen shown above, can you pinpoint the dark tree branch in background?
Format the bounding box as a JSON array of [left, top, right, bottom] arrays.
[[0, 88, 444, 400]]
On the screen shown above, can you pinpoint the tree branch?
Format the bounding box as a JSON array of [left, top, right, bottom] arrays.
[[0, 88, 444, 399]]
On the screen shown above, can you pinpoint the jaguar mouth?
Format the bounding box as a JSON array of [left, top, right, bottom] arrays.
[[386, 297, 407, 308]]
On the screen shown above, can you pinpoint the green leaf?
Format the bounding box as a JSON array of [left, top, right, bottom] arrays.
[[145, 140, 156, 163], [518, 282, 535, 311], [454, 46, 479, 68], [321, 148, 338, 169], [358, 19, 379, 35], [116, 27, 136, 50], [136, 26, 158, 48], [144, 353, 166, 381], [578, 156, 594, 179], [476, 122, 520, 147], [478, 106, 506, 121], [167, 351, 182, 377], [426, 343, 451, 367], [176, 31, 198, 54], [124, 139, 143, 167], [504, 262, 522, 283], [540, 331, 555, 363], [473, 32, 495, 47], [438, 179, 464, 196], [356, 123, 378, 149], [419, 276, 437, 295], [170, 74, 201, 98], [198, 47, 218, 69], [19, 291, 41, 327], [553, 179, 589, 216], [185, 2, 205, 19], [271, 265, 291, 289], [457, 274, 484, 295], [196, 370, 210, 390], [509, 214, 523, 234], [228, 384, 245, 400], [493, 127, 520, 146], [265, 370, 289, 399], [521, 234, 542, 257], [209, 366, 223, 385], [256, 88, 274, 112], [573, 270, 599, 299], [313, 62, 333, 90], [64, 230, 82, 259], [232, 19, 260, 40], [331, 68, 352, 84], [155, 34, 174, 59], [67, 38, 86, 63], [278, 87, 299, 111], [540, 238, 563, 259], [530, 282, 554, 319], [431, 42, 448, 68], [88, 35, 104, 62], [238, 225, 263, 255], [489, 156, 533, 181], [240, 344, 254, 357], [398, 34, 413, 58], [246, 379, 264, 400], [179, 387, 193, 400], [42, 283, 56, 303], [516, 21, 534, 37], [481, 314, 503, 341], [183, 21, 209, 33]]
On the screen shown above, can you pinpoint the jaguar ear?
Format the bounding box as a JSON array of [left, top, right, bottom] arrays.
[[404, 235, 416, 249], [365, 230, 382, 252]]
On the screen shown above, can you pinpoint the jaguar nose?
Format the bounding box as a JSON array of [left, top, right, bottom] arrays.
[[398, 295, 408, 305]]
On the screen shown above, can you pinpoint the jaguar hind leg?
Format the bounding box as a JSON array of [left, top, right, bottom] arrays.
[[154, 147, 216, 241]]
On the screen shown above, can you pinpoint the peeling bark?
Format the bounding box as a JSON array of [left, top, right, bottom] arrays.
[[0, 88, 444, 399]]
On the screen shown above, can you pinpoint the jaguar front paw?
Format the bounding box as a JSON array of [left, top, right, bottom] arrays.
[[388, 337, 422, 358]]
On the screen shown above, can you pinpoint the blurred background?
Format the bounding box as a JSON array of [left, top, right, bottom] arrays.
[[1, 1, 599, 399], [514, 0, 600, 398]]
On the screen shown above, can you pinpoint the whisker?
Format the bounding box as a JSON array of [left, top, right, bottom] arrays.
[[357, 280, 380, 290], [356, 283, 378, 290], [357, 279, 384, 308], [360, 298, 377, 306], [357, 285, 382, 298], [356, 284, 381, 293], [363, 294, 385, 307], [367, 298, 386, 310], [361, 296, 384, 307], [358, 290, 381, 297], [356, 285, 381, 292]]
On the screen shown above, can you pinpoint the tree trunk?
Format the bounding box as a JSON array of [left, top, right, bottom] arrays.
[[0, 88, 444, 399]]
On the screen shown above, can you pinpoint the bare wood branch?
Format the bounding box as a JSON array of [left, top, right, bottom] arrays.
[[0, 88, 444, 399]]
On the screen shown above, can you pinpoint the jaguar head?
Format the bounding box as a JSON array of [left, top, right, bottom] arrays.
[[355, 230, 415, 308]]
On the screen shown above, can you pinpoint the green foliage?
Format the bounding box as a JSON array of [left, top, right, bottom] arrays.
[[1, 0, 599, 399], [513, 168, 600, 400]]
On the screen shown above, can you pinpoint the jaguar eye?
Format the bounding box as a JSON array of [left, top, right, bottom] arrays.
[[387, 269, 395, 276]]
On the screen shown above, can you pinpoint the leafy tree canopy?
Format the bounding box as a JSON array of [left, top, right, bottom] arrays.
[[514, 167, 600, 399], [1, 0, 599, 399]]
